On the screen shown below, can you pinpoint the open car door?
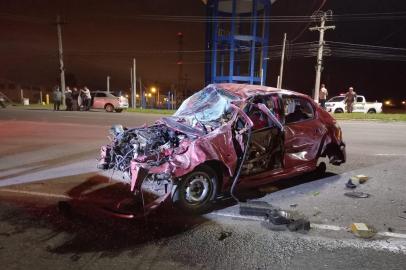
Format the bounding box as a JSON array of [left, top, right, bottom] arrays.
[[240, 96, 284, 176]]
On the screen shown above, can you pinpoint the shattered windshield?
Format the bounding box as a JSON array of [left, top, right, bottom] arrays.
[[174, 85, 239, 124]]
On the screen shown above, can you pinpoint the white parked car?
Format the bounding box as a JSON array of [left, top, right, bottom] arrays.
[[325, 95, 382, 113], [91, 91, 129, 113]]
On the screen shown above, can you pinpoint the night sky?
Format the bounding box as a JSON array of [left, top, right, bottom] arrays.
[[0, 0, 405, 101]]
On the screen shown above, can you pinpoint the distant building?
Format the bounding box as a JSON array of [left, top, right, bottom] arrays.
[[204, 0, 277, 85]]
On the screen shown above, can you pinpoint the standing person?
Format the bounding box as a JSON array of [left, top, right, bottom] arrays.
[[319, 83, 328, 109], [344, 87, 357, 113], [65, 86, 73, 111], [81, 86, 91, 111], [71, 87, 79, 111], [52, 86, 62, 111]]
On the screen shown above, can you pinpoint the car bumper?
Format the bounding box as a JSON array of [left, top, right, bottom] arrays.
[[330, 142, 346, 165], [117, 103, 129, 109]]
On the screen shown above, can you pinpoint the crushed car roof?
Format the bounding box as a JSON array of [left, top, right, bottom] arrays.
[[216, 83, 302, 99]]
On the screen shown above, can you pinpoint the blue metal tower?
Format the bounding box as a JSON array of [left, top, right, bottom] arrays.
[[205, 0, 274, 85]]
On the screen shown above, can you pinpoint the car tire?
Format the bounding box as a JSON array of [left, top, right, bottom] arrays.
[[172, 165, 218, 214], [334, 108, 344, 113], [115, 109, 123, 113], [367, 109, 376, 114], [105, 104, 114, 112]]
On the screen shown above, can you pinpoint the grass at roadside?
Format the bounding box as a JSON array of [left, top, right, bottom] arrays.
[[126, 108, 176, 115], [7, 103, 176, 115], [12, 103, 53, 109], [333, 112, 406, 122]]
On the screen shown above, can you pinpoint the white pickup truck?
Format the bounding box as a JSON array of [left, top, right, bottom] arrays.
[[325, 95, 382, 113]]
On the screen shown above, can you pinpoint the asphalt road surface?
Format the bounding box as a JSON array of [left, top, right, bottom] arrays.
[[1, 107, 406, 270]]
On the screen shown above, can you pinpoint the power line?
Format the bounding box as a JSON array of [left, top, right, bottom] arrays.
[[2, 11, 406, 24]]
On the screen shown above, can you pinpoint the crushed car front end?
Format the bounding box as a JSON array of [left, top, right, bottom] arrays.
[[97, 85, 251, 217]]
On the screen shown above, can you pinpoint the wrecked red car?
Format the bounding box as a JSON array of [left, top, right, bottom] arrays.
[[98, 83, 345, 217]]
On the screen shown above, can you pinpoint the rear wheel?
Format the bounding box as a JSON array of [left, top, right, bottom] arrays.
[[367, 109, 376, 114], [334, 108, 344, 113], [105, 104, 114, 112], [172, 165, 218, 214]]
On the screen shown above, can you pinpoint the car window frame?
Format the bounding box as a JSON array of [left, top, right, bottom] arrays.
[[328, 96, 345, 102], [283, 95, 316, 126]]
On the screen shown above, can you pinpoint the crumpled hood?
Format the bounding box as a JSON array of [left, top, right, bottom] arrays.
[[160, 116, 206, 138]]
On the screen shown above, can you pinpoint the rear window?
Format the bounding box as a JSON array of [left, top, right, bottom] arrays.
[[95, 92, 107, 97], [284, 96, 315, 124]]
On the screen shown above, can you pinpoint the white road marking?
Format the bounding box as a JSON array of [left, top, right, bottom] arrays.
[[378, 232, 406, 239], [374, 154, 406, 157], [210, 211, 264, 221], [209, 211, 406, 240], [0, 159, 98, 188], [0, 188, 70, 199], [310, 223, 346, 231]]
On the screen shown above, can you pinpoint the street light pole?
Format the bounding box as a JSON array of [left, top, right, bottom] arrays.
[[132, 58, 136, 109], [107, 76, 110, 93], [277, 33, 287, 89]]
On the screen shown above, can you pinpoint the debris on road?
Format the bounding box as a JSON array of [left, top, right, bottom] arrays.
[[239, 201, 275, 217], [345, 179, 357, 189], [287, 219, 311, 232], [266, 209, 292, 225], [398, 216, 406, 220], [312, 191, 320, 196], [350, 223, 376, 238], [240, 200, 311, 233], [344, 191, 370, 198], [312, 210, 322, 217], [218, 231, 232, 241], [289, 203, 298, 208], [351, 174, 370, 184]]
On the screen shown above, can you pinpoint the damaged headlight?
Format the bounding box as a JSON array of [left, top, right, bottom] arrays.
[[110, 124, 125, 137], [334, 123, 342, 141]]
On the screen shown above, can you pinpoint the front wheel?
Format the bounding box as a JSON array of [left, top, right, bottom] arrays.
[[172, 165, 218, 214]]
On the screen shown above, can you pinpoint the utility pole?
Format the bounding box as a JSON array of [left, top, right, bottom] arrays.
[[132, 58, 136, 109], [277, 33, 287, 89], [177, 32, 184, 106], [56, 15, 66, 106], [309, 11, 335, 102], [107, 76, 110, 93]]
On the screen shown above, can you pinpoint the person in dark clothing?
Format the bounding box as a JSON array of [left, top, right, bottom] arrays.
[[344, 87, 357, 113], [65, 87, 73, 111], [71, 87, 79, 111], [52, 87, 62, 111]]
